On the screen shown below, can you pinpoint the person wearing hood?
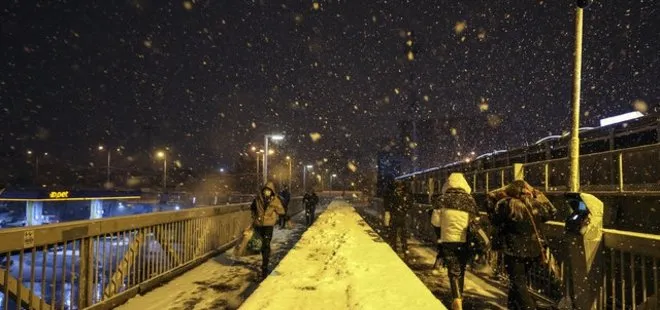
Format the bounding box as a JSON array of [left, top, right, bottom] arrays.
[[278, 185, 291, 228], [491, 180, 556, 309], [433, 173, 479, 310], [384, 180, 413, 255], [250, 181, 286, 279]]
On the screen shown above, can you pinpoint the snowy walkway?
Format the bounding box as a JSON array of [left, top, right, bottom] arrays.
[[116, 203, 327, 310], [240, 200, 447, 310], [354, 205, 508, 309]]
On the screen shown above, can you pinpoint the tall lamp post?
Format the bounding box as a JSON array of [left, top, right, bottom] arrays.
[[156, 151, 167, 191], [330, 174, 337, 191], [98, 145, 121, 184], [285, 156, 292, 189], [27, 150, 48, 183], [303, 164, 313, 191], [263, 134, 284, 183], [569, 0, 591, 193]]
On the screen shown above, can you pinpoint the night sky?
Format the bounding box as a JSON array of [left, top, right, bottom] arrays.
[[1, 0, 658, 179]]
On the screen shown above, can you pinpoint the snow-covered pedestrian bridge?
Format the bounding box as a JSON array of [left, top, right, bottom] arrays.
[[240, 200, 446, 309]]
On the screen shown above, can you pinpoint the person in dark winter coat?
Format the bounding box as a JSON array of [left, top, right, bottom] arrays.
[[433, 173, 479, 310], [278, 185, 291, 228], [302, 190, 319, 226], [491, 180, 556, 310], [251, 181, 286, 279], [384, 181, 412, 255]]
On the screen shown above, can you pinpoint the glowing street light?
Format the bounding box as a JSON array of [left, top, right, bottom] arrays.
[[303, 164, 313, 191], [98, 145, 121, 185], [285, 156, 292, 189], [156, 151, 167, 191], [26, 150, 48, 182], [263, 134, 285, 183]]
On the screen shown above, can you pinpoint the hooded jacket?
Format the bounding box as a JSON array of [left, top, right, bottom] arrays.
[[433, 173, 478, 243], [384, 183, 413, 219], [251, 181, 286, 227]]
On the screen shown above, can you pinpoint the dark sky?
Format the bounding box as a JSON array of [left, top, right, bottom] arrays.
[[1, 0, 658, 174]]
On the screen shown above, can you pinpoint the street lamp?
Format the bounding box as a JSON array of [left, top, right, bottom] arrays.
[[568, 0, 591, 192], [26, 150, 48, 182], [156, 151, 167, 191], [98, 145, 121, 185], [303, 164, 313, 191], [331, 174, 337, 191], [263, 134, 284, 183], [285, 156, 292, 190], [253, 149, 264, 189]]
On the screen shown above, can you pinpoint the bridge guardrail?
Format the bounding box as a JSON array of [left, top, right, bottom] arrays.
[[366, 198, 660, 309], [0, 197, 305, 310], [407, 143, 660, 195]]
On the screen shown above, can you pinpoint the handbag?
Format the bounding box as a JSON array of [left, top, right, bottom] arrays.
[[233, 227, 254, 257], [467, 216, 491, 255], [522, 204, 562, 279]]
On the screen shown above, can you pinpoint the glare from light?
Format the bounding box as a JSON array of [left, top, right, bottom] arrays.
[[219, 168, 225, 173], [98, 145, 104, 151], [286, 156, 291, 160], [250, 146, 257, 151], [27, 150, 33, 155], [43, 152, 48, 156], [332, 174, 337, 177], [156, 151, 166, 159], [174, 205, 180, 211], [268, 149, 275, 155], [306, 165, 313, 169], [599, 111, 644, 127], [270, 134, 285, 140]]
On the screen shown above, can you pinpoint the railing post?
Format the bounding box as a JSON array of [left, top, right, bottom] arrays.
[[485, 172, 489, 192], [618, 152, 624, 192], [513, 163, 524, 181], [78, 238, 94, 309], [544, 163, 550, 192]]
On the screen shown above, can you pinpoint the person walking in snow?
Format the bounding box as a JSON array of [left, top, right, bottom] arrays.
[[384, 180, 412, 255], [302, 189, 319, 226], [491, 180, 556, 310], [251, 181, 286, 279], [278, 185, 291, 229], [433, 172, 479, 310]]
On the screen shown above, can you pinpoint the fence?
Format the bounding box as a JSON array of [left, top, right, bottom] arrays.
[[407, 143, 660, 196], [0, 197, 304, 310], [366, 198, 660, 309]]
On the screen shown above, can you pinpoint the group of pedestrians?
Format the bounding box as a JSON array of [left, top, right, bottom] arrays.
[[247, 181, 319, 279], [384, 173, 556, 310]]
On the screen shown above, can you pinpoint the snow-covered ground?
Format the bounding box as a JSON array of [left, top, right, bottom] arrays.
[[116, 204, 325, 310], [353, 205, 508, 309], [239, 200, 446, 310]]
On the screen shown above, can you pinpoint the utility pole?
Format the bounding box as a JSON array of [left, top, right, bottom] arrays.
[[569, 1, 587, 193]]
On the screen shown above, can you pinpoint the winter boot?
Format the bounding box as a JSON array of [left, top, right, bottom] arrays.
[[451, 298, 463, 310]]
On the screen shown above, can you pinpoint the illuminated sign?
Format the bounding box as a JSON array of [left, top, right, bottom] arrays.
[[49, 191, 70, 199]]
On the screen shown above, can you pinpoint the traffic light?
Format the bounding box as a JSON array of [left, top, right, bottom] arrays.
[[405, 31, 415, 61]]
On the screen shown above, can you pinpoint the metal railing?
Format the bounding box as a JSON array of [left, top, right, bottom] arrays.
[[0, 197, 304, 310], [365, 199, 660, 309], [409, 143, 660, 195]]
